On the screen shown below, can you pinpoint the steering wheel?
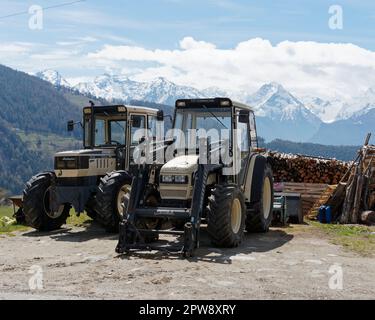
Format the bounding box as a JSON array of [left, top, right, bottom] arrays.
[[109, 140, 121, 145]]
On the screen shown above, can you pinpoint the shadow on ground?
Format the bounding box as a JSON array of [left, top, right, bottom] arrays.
[[22, 220, 118, 242], [21, 222, 293, 264], [117, 228, 293, 264]]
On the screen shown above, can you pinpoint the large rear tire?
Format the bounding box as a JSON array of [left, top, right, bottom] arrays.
[[23, 172, 71, 231], [207, 184, 246, 247], [85, 196, 98, 220], [246, 164, 274, 233], [96, 171, 132, 232]]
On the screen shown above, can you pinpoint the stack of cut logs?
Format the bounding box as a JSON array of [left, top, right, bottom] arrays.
[[268, 152, 349, 184], [330, 134, 375, 224], [324, 133, 375, 225]]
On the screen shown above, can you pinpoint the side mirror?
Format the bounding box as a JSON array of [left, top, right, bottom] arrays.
[[67, 120, 74, 131], [157, 110, 164, 121], [238, 110, 249, 123]]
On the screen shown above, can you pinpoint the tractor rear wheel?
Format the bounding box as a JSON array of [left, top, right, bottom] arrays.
[[207, 184, 246, 247], [246, 164, 274, 233], [85, 196, 98, 220], [23, 172, 71, 231], [96, 171, 132, 232]]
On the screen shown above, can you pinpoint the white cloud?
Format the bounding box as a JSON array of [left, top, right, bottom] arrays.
[[88, 37, 375, 99], [2, 36, 375, 101]]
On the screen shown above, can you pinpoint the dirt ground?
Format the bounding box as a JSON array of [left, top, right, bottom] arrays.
[[0, 222, 374, 300]]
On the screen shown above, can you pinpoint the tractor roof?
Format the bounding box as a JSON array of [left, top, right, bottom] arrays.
[[175, 98, 254, 112], [83, 104, 159, 115]]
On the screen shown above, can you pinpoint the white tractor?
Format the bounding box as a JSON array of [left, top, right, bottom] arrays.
[[22, 102, 164, 232]]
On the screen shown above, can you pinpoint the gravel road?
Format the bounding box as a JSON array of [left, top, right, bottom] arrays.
[[0, 223, 374, 299]]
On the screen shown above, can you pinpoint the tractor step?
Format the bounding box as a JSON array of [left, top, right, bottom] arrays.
[[133, 207, 191, 220], [116, 243, 184, 253], [138, 228, 184, 235]]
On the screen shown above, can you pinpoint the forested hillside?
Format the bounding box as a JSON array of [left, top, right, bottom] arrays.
[[0, 65, 82, 135], [261, 138, 359, 161], [0, 65, 84, 193]]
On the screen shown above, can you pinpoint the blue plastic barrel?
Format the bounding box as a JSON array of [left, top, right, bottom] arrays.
[[325, 206, 332, 223], [319, 206, 326, 223], [318, 205, 332, 223]]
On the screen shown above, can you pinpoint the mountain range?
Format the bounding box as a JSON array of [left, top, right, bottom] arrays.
[[36, 69, 374, 145]]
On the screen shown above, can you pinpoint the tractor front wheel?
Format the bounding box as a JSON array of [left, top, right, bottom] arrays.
[[23, 172, 71, 231], [207, 184, 246, 247], [96, 171, 132, 232]]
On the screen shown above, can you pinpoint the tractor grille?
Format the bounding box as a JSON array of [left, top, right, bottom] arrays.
[[160, 189, 190, 200], [54, 156, 89, 170]]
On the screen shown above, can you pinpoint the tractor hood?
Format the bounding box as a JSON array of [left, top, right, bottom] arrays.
[[160, 155, 199, 175], [54, 149, 117, 177], [55, 149, 115, 158]]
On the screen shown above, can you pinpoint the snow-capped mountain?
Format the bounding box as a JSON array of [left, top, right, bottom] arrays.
[[245, 82, 322, 141], [247, 82, 319, 122], [35, 69, 70, 87], [34, 69, 375, 145], [300, 96, 346, 123], [74, 74, 205, 106], [336, 87, 375, 120], [310, 106, 375, 145]]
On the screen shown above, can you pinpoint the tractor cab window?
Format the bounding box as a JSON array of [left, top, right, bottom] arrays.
[[84, 116, 126, 148], [173, 107, 232, 153], [109, 120, 126, 145], [148, 115, 157, 139], [236, 109, 251, 184], [249, 111, 258, 149], [130, 115, 146, 145], [84, 118, 91, 147], [236, 120, 250, 159], [95, 119, 106, 146]]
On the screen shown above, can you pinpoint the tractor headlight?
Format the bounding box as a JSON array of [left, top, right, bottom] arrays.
[[160, 175, 188, 184], [161, 175, 173, 183], [174, 175, 188, 183]]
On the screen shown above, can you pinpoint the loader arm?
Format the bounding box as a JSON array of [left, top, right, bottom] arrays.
[[116, 163, 222, 257]]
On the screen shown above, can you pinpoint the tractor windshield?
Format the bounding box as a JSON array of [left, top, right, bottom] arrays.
[[173, 107, 232, 150], [84, 116, 126, 148]]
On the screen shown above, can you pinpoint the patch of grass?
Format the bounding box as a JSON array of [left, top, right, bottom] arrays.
[[66, 212, 93, 227], [0, 223, 29, 235], [1, 206, 95, 235], [0, 206, 14, 218], [0, 206, 29, 235], [309, 221, 375, 256]]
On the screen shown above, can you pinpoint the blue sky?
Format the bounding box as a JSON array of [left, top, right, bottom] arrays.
[[0, 0, 374, 98], [1, 0, 374, 49]]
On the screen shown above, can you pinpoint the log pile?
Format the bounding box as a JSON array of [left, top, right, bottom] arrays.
[[325, 133, 375, 225], [279, 182, 330, 216], [268, 152, 349, 184]]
